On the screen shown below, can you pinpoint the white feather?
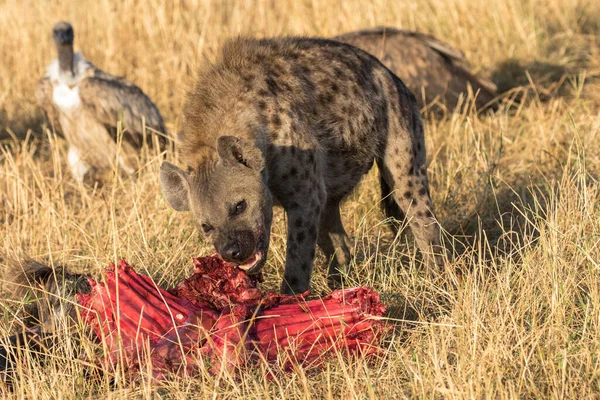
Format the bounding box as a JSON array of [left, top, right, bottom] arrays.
[[67, 146, 90, 182], [46, 52, 93, 114], [52, 84, 80, 112], [45, 52, 92, 82]]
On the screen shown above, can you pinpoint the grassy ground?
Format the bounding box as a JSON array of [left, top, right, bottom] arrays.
[[1, 0, 600, 398]]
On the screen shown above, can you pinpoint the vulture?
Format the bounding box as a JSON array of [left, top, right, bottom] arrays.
[[36, 21, 166, 182], [333, 27, 498, 113]]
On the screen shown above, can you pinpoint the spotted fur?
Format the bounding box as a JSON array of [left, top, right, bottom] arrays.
[[161, 37, 444, 294], [334, 27, 498, 113]]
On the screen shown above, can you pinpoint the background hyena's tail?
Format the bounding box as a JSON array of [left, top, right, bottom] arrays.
[[0, 258, 91, 383], [2, 258, 90, 331]]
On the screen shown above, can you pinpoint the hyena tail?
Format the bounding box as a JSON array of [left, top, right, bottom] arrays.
[[378, 172, 406, 236]]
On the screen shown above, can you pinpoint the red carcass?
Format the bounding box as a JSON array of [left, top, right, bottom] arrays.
[[76, 255, 388, 379]]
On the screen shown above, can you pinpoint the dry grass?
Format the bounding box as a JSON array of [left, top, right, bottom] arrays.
[[1, 0, 600, 398]]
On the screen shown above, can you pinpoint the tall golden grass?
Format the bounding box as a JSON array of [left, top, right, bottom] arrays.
[[1, 0, 600, 398]]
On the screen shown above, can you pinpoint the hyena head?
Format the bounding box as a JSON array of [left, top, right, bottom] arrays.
[[159, 136, 273, 273]]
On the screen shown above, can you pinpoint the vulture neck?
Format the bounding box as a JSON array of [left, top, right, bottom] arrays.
[[56, 43, 75, 81]]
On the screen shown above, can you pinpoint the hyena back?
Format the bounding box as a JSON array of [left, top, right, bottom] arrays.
[[160, 37, 444, 294]]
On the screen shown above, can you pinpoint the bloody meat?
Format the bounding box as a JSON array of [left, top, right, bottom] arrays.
[[76, 255, 388, 379]]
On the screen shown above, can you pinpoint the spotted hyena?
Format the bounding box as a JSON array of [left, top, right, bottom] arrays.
[[160, 37, 444, 294]]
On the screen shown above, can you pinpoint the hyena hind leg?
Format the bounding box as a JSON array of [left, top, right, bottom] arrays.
[[317, 201, 353, 288], [377, 158, 445, 272], [379, 174, 407, 236]]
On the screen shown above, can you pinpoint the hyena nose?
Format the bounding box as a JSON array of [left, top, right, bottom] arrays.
[[221, 240, 244, 263]]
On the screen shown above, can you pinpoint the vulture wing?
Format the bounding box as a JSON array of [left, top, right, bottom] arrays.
[[334, 27, 498, 112], [78, 67, 166, 148], [35, 77, 60, 131]]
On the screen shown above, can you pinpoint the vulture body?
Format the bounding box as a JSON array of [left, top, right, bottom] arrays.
[[334, 27, 498, 113], [36, 21, 166, 182]]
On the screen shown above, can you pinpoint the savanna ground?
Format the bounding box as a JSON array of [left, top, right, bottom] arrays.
[[1, 0, 600, 398]]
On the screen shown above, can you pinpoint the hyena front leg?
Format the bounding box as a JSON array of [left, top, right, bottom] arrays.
[[280, 179, 326, 295], [281, 203, 322, 295]]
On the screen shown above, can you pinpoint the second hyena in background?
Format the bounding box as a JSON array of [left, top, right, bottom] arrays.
[[334, 27, 498, 113], [160, 37, 444, 294]]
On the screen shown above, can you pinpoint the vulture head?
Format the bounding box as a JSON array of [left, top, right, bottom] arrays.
[[52, 21, 74, 46]]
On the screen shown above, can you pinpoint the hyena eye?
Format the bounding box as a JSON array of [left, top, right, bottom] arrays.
[[234, 150, 243, 163], [201, 223, 213, 234], [233, 200, 247, 216]]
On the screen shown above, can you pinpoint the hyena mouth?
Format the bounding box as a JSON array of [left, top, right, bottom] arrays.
[[237, 251, 263, 271], [237, 235, 266, 272]]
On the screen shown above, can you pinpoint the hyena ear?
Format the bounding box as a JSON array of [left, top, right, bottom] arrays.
[[159, 161, 191, 212], [216, 136, 264, 172]]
